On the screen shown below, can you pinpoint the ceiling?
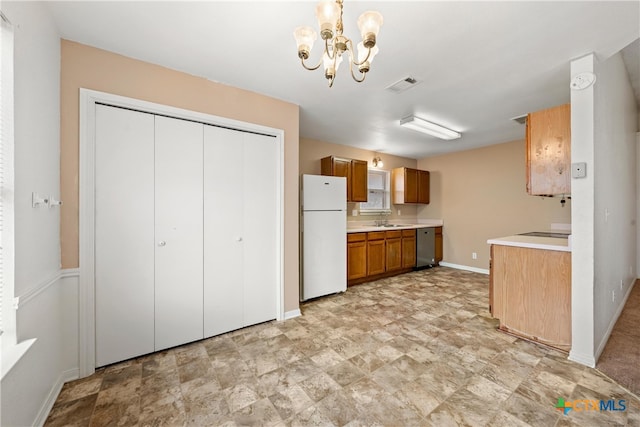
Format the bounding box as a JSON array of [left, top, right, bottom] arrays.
[[45, 1, 640, 159]]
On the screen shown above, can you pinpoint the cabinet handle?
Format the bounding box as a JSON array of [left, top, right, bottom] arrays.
[[158, 241, 166, 247], [236, 237, 243, 242]]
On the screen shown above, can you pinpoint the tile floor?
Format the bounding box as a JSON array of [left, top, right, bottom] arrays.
[[45, 268, 640, 426]]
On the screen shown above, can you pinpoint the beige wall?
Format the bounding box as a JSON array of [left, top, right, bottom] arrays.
[[300, 138, 418, 220], [417, 139, 572, 270], [60, 40, 300, 311]]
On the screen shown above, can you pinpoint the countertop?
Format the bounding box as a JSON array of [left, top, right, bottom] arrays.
[[347, 219, 443, 234], [487, 234, 572, 252]]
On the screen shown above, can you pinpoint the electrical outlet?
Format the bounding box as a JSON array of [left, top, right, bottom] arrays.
[[397, 209, 401, 216], [472, 252, 478, 260], [620, 280, 623, 290], [612, 290, 615, 302]]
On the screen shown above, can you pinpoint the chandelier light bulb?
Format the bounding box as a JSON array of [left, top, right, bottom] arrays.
[[294, 26, 318, 59], [357, 11, 383, 48], [315, 0, 340, 40]]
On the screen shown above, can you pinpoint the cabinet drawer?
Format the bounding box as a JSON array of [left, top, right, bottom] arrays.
[[385, 230, 402, 239], [347, 233, 367, 243], [367, 231, 386, 241], [402, 229, 416, 237]]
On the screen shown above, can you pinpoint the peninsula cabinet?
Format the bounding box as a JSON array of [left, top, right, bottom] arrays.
[[490, 244, 571, 352], [321, 156, 368, 202], [392, 167, 430, 204], [526, 103, 571, 195]]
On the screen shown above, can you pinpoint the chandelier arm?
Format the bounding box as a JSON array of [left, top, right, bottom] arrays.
[[301, 55, 323, 71], [346, 39, 371, 67], [349, 60, 366, 83], [324, 38, 337, 61]]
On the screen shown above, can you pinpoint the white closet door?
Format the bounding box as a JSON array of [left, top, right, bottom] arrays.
[[95, 105, 155, 367], [243, 133, 278, 325], [154, 116, 204, 350], [203, 126, 244, 337]]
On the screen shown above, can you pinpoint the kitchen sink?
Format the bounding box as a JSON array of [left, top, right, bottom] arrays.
[[518, 231, 570, 238]]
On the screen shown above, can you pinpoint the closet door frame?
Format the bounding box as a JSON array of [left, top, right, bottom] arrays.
[[79, 89, 285, 378]]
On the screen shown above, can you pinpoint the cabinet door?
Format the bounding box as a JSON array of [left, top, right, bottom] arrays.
[[405, 168, 419, 203], [434, 227, 443, 263], [386, 238, 402, 271], [402, 231, 416, 268], [417, 170, 430, 204], [367, 238, 386, 276], [350, 159, 368, 202], [322, 156, 352, 201], [347, 238, 367, 281], [154, 116, 204, 351], [95, 105, 155, 367], [526, 104, 571, 195]]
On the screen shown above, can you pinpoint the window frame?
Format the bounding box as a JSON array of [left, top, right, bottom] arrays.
[[359, 168, 391, 215]]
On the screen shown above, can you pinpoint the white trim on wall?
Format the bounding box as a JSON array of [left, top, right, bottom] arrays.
[[79, 89, 286, 378], [33, 367, 79, 427], [14, 268, 79, 310], [439, 262, 490, 275]]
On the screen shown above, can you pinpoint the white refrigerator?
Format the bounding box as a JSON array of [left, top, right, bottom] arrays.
[[301, 174, 347, 301]]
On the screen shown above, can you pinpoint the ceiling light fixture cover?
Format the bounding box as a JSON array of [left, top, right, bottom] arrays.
[[293, 0, 383, 87], [400, 116, 461, 140]]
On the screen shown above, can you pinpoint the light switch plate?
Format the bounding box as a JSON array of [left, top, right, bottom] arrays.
[[571, 162, 587, 178]]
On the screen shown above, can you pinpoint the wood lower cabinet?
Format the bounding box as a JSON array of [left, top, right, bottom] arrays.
[[392, 167, 430, 204], [367, 232, 386, 276], [490, 244, 571, 352], [526, 103, 571, 195], [434, 226, 443, 263], [401, 229, 416, 268], [321, 156, 368, 202], [385, 230, 403, 272], [347, 229, 419, 285], [347, 233, 367, 281]]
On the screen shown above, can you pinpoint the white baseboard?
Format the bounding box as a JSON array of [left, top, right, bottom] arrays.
[[284, 309, 301, 320], [439, 262, 490, 275], [34, 367, 79, 427], [594, 279, 636, 361], [568, 351, 596, 368]]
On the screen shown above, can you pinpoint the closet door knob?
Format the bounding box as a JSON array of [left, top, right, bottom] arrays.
[[236, 237, 243, 242], [158, 241, 166, 247]]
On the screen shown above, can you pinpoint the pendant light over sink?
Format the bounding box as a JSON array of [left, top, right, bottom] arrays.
[[293, 0, 383, 87]]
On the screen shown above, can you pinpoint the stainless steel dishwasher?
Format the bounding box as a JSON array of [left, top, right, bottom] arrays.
[[416, 227, 436, 269]]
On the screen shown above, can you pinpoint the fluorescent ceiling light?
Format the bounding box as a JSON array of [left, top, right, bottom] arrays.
[[400, 116, 461, 140]]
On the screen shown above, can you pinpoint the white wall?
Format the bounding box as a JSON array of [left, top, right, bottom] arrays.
[[1, 2, 79, 426], [569, 52, 638, 367], [593, 52, 638, 355]]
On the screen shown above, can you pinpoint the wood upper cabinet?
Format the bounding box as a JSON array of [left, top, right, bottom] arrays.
[[392, 167, 430, 204], [401, 229, 416, 268], [526, 104, 571, 195], [434, 226, 443, 263], [367, 232, 386, 276], [385, 230, 402, 272], [347, 233, 367, 282], [321, 156, 368, 202]]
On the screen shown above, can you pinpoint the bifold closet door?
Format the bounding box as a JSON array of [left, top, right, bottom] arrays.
[[203, 126, 277, 337], [95, 105, 155, 367], [154, 116, 204, 351]]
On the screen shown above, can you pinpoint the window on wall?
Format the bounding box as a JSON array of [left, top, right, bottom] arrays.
[[359, 168, 390, 213], [1, 12, 14, 338]]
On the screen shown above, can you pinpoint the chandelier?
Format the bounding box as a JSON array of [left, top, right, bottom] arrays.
[[293, 0, 383, 87]]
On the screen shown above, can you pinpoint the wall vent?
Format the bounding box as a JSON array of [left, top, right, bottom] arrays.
[[511, 114, 527, 125], [385, 76, 420, 93]]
